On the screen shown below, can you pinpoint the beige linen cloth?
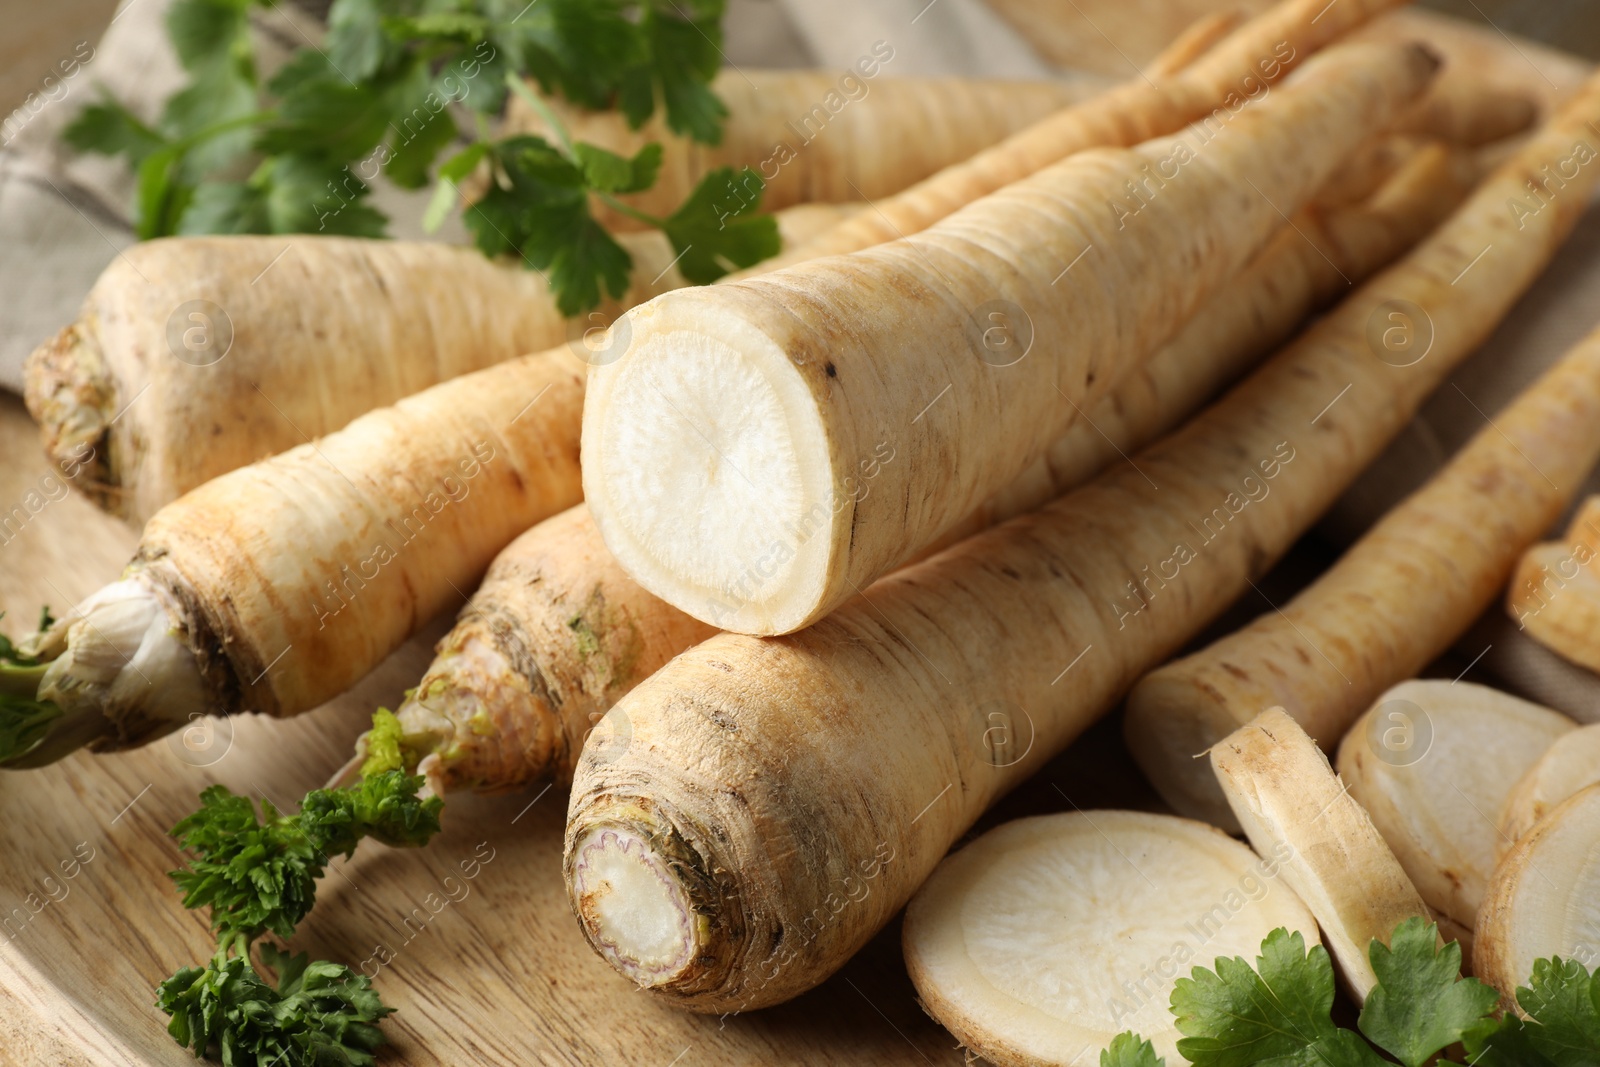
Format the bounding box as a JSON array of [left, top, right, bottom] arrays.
[[3, 0, 1599, 718]]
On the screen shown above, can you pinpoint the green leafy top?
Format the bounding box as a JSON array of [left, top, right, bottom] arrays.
[[62, 0, 767, 314], [0, 608, 61, 767], [1108, 918, 1600, 1066], [158, 943, 392, 1067], [169, 770, 442, 944]]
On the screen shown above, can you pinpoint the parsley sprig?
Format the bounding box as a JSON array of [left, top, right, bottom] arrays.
[[63, 0, 773, 314], [1104, 917, 1600, 1066], [159, 718, 443, 1064]]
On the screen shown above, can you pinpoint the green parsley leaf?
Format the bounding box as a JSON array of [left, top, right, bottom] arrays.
[[661, 166, 781, 284], [464, 135, 634, 314], [157, 945, 392, 1066], [1171, 928, 1338, 1066], [179, 155, 386, 237], [62, 99, 167, 169], [1103, 1032, 1165, 1067], [161, 59, 260, 177], [1358, 918, 1500, 1066], [165, 0, 253, 72], [325, 0, 392, 83], [573, 141, 662, 195], [1518, 956, 1600, 1065], [618, 0, 728, 143]]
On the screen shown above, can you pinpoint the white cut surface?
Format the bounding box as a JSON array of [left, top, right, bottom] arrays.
[[586, 317, 833, 633], [1477, 784, 1600, 1000], [1499, 722, 1600, 852], [1339, 680, 1574, 929], [904, 811, 1318, 1065], [570, 826, 695, 985]]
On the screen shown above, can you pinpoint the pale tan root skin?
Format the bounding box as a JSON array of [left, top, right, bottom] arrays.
[[1473, 782, 1600, 1011], [396, 505, 716, 793], [1126, 323, 1600, 828], [561, 75, 1600, 1013], [938, 140, 1480, 546], [24, 210, 851, 526], [764, 0, 1413, 271], [95, 346, 589, 747], [506, 70, 1096, 229], [1210, 709, 1432, 1002], [585, 41, 1440, 636]]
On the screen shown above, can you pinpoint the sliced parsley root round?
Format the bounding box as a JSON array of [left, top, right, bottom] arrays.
[[508, 70, 1096, 231], [1498, 722, 1600, 853], [582, 41, 1439, 635], [1211, 709, 1433, 1002], [902, 811, 1319, 1065], [1337, 681, 1574, 932], [1475, 782, 1600, 1012]]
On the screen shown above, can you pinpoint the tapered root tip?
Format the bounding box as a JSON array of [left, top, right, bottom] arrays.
[[581, 299, 835, 635], [569, 825, 698, 987]]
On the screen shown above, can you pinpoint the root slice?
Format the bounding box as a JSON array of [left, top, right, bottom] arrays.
[[1211, 708, 1433, 1002], [1337, 680, 1574, 930], [902, 811, 1318, 1065]]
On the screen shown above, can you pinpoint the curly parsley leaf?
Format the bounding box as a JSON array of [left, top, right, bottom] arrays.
[[1357, 918, 1499, 1066], [157, 945, 392, 1066], [299, 768, 443, 855], [1171, 928, 1339, 1066], [662, 166, 780, 285], [1102, 1032, 1165, 1067]]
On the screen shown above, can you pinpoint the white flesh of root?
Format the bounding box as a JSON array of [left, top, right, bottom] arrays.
[[1497, 722, 1600, 855], [1336, 680, 1574, 930], [570, 825, 699, 985], [901, 811, 1319, 1065], [1474, 783, 1600, 1011], [1211, 708, 1435, 1001], [30, 577, 207, 756]]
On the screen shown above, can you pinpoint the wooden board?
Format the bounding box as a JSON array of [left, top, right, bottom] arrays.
[[1, 14, 1593, 1067]]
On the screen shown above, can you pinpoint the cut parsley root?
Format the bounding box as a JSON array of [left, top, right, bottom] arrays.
[[506, 70, 1097, 230], [901, 811, 1319, 1065], [1337, 681, 1574, 931], [1210, 709, 1433, 1002], [1126, 322, 1600, 828], [583, 41, 1439, 635], [560, 77, 1600, 1011], [367, 144, 1476, 801], [1498, 722, 1600, 851], [1, 348, 587, 766], [1475, 783, 1600, 1013], [757, 0, 1411, 272], [26, 205, 851, 525]]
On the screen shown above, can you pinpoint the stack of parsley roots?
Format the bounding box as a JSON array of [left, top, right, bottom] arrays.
[[2, 0, 1600, 1062]]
